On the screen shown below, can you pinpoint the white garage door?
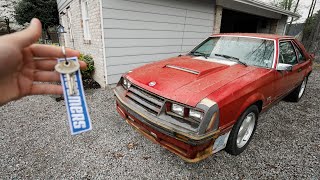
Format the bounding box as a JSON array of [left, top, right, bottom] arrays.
[[102, 0, 214, 84]]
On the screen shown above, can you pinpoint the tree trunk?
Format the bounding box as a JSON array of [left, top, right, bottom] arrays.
[[307, 0, 316, 19], [46, 28, 51, 40], [286, 0, 300, 34], [4, 18, 11, 34]]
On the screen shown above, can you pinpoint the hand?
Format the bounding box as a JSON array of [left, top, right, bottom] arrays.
[[0, 18, 86, 106]]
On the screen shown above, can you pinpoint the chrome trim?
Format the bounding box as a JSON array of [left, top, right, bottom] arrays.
[[114, 87, 220, 141], [196, 98, 220, 134], [165, 65, 200, 75]]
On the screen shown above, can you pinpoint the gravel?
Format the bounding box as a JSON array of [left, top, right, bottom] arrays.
[[1, 70, 319, 179]]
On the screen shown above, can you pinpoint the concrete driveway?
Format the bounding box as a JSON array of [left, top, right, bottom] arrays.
[[1, 70, 319, 179]]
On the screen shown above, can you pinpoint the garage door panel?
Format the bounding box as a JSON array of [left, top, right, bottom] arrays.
[[183, 32, 211, 39], [108, 74, 123, 84], [119, 0, 214, 13], [182, 38, 206, 46], [105, 46, 182, 57], [102, 0, 214, 84], [103, 19, 185, 31], [103, 9, 185, 24], [104, 29, 183, 39], [181, 45, 195, 52], [107, 53, 178, 66], [105, 39, 183, 48], [187, 10, 214, 20], [107, 63, 148, 75], [184, 24, 213, 33], [103, 0, 186, 17], [185, 17, 214, 26]]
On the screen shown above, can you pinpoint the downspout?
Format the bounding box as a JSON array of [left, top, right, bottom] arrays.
[[99, 0, 108, 87]]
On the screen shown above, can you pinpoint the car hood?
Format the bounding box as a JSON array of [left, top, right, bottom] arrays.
[[126, 56, 259, 107]]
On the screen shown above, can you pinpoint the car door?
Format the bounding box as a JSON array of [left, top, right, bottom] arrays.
[[292, 41, 309, 86], [274, 40, 300, 98]]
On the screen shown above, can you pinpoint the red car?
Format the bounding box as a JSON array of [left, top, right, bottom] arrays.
[[114, 33, 313, 162]]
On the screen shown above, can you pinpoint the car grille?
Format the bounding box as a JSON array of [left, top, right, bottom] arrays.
[[126, 85, 165, 115]]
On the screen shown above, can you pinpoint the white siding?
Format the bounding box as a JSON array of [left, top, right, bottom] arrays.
[[102, 0, 215, 84], [57, 0, 72, 11]]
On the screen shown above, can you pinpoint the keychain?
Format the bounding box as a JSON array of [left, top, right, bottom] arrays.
[[55, 46, 92, 135]]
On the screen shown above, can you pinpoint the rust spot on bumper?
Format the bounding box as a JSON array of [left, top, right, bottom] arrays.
[[116, 101, 215, 163]]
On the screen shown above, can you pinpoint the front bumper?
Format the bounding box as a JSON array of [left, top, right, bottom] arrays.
[[114, 86, 222, 162]]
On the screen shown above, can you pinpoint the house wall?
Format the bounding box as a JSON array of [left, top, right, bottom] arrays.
[[102, 0, 215, 84], [276, 15, 288, 35], [57, 0, 106, 87]]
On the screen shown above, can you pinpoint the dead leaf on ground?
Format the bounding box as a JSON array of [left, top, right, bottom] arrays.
[[142, 156, 151, 160], [127, 142, 138, 150], [113, 152, 124, 159]]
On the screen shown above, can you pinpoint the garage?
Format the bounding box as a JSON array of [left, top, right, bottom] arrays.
[[215, 0, 298, 35], [102, 0, 215, 83], [58, 0, 300, 86], [220, 9, 273, 33]]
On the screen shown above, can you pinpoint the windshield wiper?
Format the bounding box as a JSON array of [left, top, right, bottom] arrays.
[[189, 51, 209, 59], [214, 53, 247, 67]]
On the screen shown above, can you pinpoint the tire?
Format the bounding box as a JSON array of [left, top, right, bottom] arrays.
[[285, 77, 307, 102], [225, 105, 259, 155]]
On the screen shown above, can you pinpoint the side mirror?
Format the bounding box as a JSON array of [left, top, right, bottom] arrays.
[[276, 63, 293, 71], [310, 53, 315, 59]]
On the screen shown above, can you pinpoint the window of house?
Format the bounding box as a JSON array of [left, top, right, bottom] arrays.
[[81, 0, 91, 40], [66, 7, 74, 41]]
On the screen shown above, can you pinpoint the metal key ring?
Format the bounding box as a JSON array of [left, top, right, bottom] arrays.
[[61, 46, 69, 65]]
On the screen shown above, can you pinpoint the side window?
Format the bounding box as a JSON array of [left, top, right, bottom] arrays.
[[81, 0, 91, 40], [279, 41, 298, 65], [292, 43, 306, 62]]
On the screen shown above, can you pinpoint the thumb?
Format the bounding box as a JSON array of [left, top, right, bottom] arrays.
[[10, 18, 42, 48]]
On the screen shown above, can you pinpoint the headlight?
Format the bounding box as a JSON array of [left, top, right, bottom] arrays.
[[172, 104, 185, 116], [122, 77, 132, 89], [189, 109, 204, 121], [168, 103, 204, 121]]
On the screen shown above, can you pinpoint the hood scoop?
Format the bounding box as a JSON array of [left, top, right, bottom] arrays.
[[165, 64, 199, 75]]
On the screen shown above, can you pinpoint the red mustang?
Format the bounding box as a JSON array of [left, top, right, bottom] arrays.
[[114, 33, 313, 162]]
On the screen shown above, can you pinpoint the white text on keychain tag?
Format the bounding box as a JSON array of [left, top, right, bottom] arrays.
[[55, 55, 92, 135]]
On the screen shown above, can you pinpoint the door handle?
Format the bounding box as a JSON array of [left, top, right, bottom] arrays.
[[298, 68, 302, 72]]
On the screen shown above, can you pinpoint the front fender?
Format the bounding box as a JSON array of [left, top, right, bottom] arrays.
[[235, 93, 265, 121]]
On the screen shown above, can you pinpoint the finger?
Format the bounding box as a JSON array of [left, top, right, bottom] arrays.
[[30, 84, 63, 95], [8, 18, 42, 48], [34, 59, 87, 71], [31, 44, 80, 58], [79, 61, 87, 70], [34, 71, 60, 82], [34, 59, 56, 71]]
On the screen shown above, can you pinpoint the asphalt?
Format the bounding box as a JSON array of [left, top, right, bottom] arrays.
[[0, 70, 319, 179]]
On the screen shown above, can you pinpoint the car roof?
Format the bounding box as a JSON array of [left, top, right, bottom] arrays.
[[211, 33, 293, 40]]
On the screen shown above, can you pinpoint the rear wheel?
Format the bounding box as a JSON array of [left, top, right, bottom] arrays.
[[225, 105, 258, 155], [286, 77, 307, 102]]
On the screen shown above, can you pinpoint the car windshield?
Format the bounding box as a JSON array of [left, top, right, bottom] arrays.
[[190, 36, 275, 68]]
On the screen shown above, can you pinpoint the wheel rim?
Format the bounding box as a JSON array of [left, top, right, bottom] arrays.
[[298, 78, 306, 99], [237, 112, 256, 148]]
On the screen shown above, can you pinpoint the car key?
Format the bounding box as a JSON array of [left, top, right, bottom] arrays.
[[55, 46, 92, 135], [55, 60, 80, 95]]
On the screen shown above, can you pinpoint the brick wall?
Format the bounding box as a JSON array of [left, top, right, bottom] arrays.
[[59, 0, 105, 87]]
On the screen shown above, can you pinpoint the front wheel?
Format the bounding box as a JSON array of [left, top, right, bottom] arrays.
[[286, 77, 307, 102], [225, 105, 258, 155]]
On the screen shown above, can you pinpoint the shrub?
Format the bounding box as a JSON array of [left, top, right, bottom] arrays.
[[79, 54, 95, 79]]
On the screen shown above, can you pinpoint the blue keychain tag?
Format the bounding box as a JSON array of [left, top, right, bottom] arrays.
[[57, 57, 92, 135]]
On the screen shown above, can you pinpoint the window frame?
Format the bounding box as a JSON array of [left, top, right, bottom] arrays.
[[66, 7, 74, 42], [291, 41, 306, 63], [278, 40, 299, 66], [81, 0, 91, 41]]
